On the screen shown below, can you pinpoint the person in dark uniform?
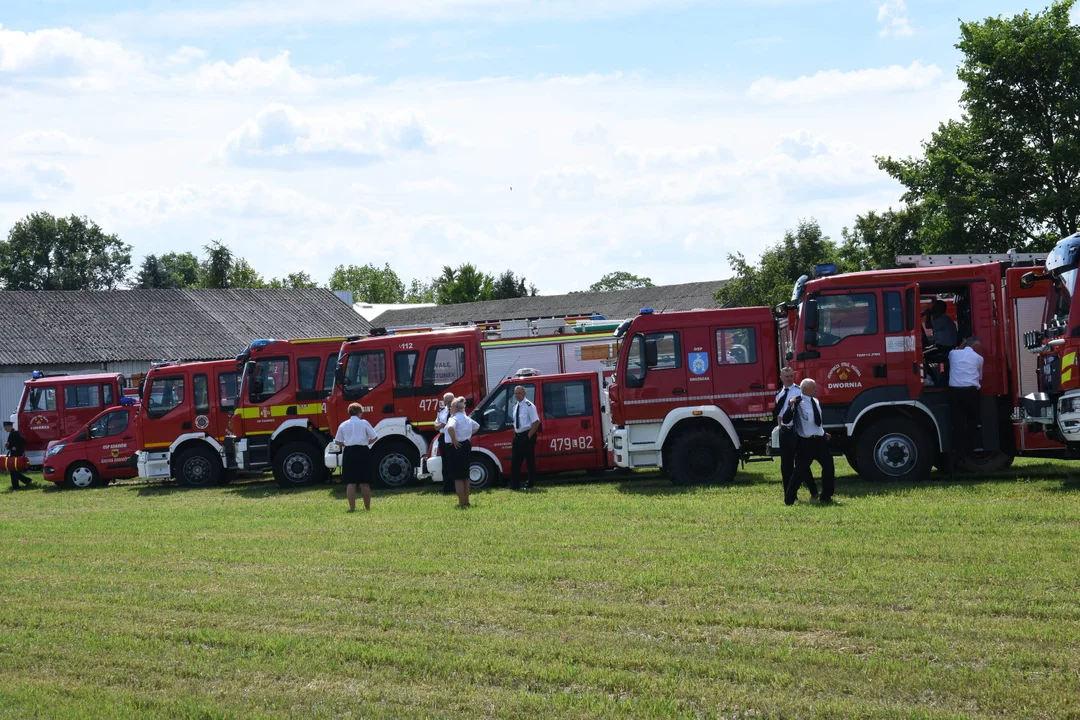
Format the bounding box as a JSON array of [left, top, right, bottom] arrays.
[[433, 392, 455, 494], [923, 300, 958, 385], [334, 403, 377, 512], [782, 379, 833, 505], [509, 385, 540, 490], [774, 368, 815, 500], [3, 421, 33, 490]]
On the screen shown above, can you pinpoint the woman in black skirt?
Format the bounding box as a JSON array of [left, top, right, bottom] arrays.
[[446, 396, 479, 508], [334, 402, 378, 512]]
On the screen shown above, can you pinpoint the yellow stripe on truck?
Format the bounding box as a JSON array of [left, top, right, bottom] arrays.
[[268, 403, 325, 418], [1065, 352, 1077, 368]]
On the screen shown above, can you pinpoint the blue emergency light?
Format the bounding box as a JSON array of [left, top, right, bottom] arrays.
[[590, 314, 606, 320], [639, 308, 655, 315], [813, 263, 838, 277], [249, 339, 275, 347], [31, 370, 44, 379], [119, 397, 137, 406]]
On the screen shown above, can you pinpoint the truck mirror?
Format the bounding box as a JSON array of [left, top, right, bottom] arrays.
[[785, 351, 794, 363], [805, 330, 818, 347], [645, 339, 658, 368], [335, 361, 345, 388], [804, 298, 819, 331]]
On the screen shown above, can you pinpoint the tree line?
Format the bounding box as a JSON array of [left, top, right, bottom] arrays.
[[718, 0, 1080, 308], [0, 211, 654, 304]]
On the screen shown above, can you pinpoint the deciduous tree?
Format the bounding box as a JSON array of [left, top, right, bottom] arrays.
[[0, 212, 131, 290]]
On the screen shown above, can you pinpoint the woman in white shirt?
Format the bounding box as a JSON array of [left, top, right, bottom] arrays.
[[433, 392, 456, 495], [334, 402, 378, 512], [446, 396, 479, 508]]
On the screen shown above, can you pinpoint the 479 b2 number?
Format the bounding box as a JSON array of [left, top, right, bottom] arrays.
[[549, 436, 594, 452]]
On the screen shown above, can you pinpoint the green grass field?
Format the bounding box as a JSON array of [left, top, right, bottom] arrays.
[[2, 459, 1079, 719]]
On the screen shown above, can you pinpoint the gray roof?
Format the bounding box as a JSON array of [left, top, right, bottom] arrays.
[[0, 289, 370, 365], [376, 280, 725, 328]]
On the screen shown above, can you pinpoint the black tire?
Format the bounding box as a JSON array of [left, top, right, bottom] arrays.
[[843, 446, 860, 476], [933, 452, 954, 474], [64, 461, 100, 490], [666, 428, 738, 486], [467, 454, 499, 490], [373, 443, 418, 489], [273, 442, 323, 488], [959, 451, 1014, 474], [855, 416, 933, 483], [174, 445, 223, 487]]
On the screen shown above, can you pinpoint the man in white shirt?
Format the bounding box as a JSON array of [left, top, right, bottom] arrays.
[[433, 392, 455, 494], [773, 367, 807, 497], [948, 336, 985, 469], [510, 385, 540, 490], [781, 378, 833, 505]]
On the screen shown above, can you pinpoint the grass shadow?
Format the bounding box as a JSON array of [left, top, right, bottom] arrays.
[[615, 466, 775, 495]]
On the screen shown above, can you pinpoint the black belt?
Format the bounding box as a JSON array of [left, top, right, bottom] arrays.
[[515, 431, 532, 437]]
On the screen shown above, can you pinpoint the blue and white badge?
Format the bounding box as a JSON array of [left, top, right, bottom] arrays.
[[688, 352, 709, 376]]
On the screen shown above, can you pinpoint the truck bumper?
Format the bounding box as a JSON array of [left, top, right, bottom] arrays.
[[1022, 392, 1054, 425], [611, 427, 663, 469], [136, 450, 172, 479], [421, 455, 443, 485], [1054, 390, 1080, 439]]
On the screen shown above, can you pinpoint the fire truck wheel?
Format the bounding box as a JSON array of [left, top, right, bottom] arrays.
[[959, 451, 1014, 474], [468, 454, 499, 490], [374, 443, 418, 489], [174, 446, 223, 487], [667, 428, 737, 485], [856, 417, 933, 483], [273, 442, 323, 488], [843, 447, 861, 475], [64, 461, 99, 490]]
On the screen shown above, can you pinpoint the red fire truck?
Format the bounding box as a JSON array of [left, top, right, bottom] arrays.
[[43, 400, 140, 489], [224, 338, 343, 488], [133, 359, 241, 486], [607, 306, 781, 484], [420, 369, 613, 488], [325, 327, 624, 488], [10, 372, 127, 466]]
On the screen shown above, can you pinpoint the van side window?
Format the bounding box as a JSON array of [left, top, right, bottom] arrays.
[[716, 328, 757, 365], [194, 374, 210, 414], [478, 383, 536, 432], [24, 387, 56, 412], [543, 380, 592, 419], [102, 384, 114, 407], [89, 410, 130, 440], [422, 345, 465, 387], [395, 351, 419, 388], [815, 293, 879, 347], [65, 384, 101, 409]]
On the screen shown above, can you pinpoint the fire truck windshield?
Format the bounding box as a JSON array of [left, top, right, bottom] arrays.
[[1044, 232, 1080, 329]]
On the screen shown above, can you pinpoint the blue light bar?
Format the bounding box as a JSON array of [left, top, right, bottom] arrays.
[[119, 397, 136, 406], [31, 370, 44, 379], [590, 314, 606, 320], [249, 339, 275, 347], [813, 263, 838, 277], [639, 308, 655, 315]]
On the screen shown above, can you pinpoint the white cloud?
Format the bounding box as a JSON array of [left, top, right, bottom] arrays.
[[747, 61, 942, 104], [222, 104, 437, 169], [775, 130, 829, 160], [616, 144, 734, 169], [10, 130, 102, 156], [0, 161, 74, 200], [398, 178, 463, 195], [532, 166, 605, 202], [878, 0, 914, 38], [94, 182, 334, 226], [0, 23, 142, 89], [181, 51, 371, 92], [162, 45, 207, 67]]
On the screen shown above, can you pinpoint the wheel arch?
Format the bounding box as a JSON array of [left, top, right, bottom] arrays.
[[659, 412, 740, 459], [848, 402, 943, 451]]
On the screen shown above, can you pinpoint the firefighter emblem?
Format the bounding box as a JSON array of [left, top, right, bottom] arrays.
[[195, 414, 210, 430], [826, 362, 864, 390], [111, 448, 120, 458], [688, 352, 709, 376], [260, 406, 271, 419]]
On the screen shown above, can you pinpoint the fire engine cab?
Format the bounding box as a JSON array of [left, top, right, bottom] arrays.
[[134, 359, 241, 486], [11, 371, 127, 466], [420, 368, 613, 488], [607, 306, 780, 484]]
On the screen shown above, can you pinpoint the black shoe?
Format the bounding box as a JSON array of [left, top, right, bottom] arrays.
[[784, 499, 795, 505], [819, 496, 833, 504], [810, 493, 819, 500]]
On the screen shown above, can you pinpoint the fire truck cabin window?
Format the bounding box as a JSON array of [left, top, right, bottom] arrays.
[[647, 332, 681, 369], [716, 328, 757, 365], [815, 294, 879, 347], [65, 384, 101, 409], [102, 384, 114, 407], [24, 387, 56, 412], [478, 382, 536, 432], [148, 377, 184, 417], [297, 357, 321, 393], [252, 359, 289, 401], [89, 410, 129, 440], [625, 335, 645, 385], [395, 351, 419, 389], [422, 345, 465, 387], [193, 374, 210, 415], [884, 291, 904, 334], [345, 351, 387, 394], [543, 380, 592, 419], [218, 372, 238, 411], [323, 354, 337, 393]]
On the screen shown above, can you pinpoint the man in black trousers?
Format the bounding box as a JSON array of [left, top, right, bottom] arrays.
[[509, 385, 540, 490], [948, 336, 984, 470], [3, 421, 33, 490], [773, 367, 815, 499], [781, 379, 833, 505]]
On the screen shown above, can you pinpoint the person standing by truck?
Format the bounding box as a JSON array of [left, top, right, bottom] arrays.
[[3, 421, 33, 490], [509, 385, 540, 490], [773, 367, 802, 495], [434, 392, 455, 494], [334, 403, 378, 512], [446, 397, 479, 508], [782, 379, 833, 505], [948, 336, 984, 471]]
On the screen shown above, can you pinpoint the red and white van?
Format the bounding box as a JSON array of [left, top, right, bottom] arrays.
[[42, 401, 140, 489]]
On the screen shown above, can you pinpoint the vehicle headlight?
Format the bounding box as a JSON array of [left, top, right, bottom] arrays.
[[46, 443, 66, 458], [1061, 396, 1080, 414], [613, 435, 624, 450]]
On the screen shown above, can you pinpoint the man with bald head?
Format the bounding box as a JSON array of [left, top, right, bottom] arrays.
[[781, 378, 834, 505]]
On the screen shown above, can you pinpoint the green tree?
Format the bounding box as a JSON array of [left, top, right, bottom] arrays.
[[404, 278, 437, 303], [267, 271, 318, 289], [491, 270, 532, 300], [435, 264, 495, 305], [839, 206, 926, 272], [589, 271, 654, 292], [228, 258, 266, 288], [714, 219, 841, 309], [199, 240, 233, 289], [160, 252, 200, 288], [0, 212, 131, 290], [134, 255, 168, 289], [329, 263, 406, 303], [878, 0, 1080, 252]]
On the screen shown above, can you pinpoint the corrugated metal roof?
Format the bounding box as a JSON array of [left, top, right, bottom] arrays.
[[376, 280, 726, 328], [0, 289, 370, 365]]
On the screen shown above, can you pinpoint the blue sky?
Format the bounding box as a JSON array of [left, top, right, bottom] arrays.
[[0, 1, 1068, 293]]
